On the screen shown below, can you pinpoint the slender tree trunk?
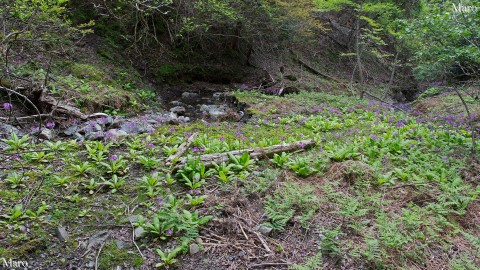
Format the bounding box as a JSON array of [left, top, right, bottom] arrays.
[[382, 52, 399, 99], [355, 9, 365, 99]]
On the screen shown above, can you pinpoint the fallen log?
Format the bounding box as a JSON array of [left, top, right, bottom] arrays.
[[39, 92, 88, 120], [175, 139, 316, 168], [166, 132, 197, 166]]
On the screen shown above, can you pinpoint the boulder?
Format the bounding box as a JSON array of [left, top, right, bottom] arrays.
[[170, 106, 186, 116], [199, 104, 228, 120]]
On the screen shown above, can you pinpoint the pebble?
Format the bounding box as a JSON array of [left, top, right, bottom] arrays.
[[134, 227, 146, 240], [257, 225, 273, 236], [56, 226, 69, 242], [189, 243, 200, 254]]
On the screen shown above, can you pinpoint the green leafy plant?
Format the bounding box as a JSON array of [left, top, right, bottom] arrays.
[[101, 155, 127, 175], [71, 161, 93, 176], [138, 155, 160, 171], [228, 152, 255, 171], [262, 183, 319, 231], [287, 157, 316, 177], [83, 178, 100, 194], [5, 172, 27, 189], [163, 145, 179, 156], [2, 131, 30, 152], [164, 173, 176, 185], [319, 227, 342, 256], [211, 161, 234, 183], [102, 175, 125, 193], [326, 144, 360, 162], [271, 152, 291, 168], [0, 204, 25, 224], [186, 194, 208, 206], [52, 175, 71, 188], [177, 157, 211, 189], [155, 246, 183, 268], [24, 151, 53, 163], [140, 173, 162, 198]]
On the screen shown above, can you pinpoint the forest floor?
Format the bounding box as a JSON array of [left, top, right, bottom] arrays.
[[1, 87, 480, 270]]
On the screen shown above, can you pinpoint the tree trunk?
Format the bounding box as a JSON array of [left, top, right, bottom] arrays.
[[355, 9, 365, 99]]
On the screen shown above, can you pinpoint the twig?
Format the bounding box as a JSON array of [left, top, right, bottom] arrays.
[[254, 232, 272, 253], [250, 262, 292, 268], [166, 132, 197, 165], [129, 219, 144, 259], [22, 175, 45, 210], [1, 86, 43, 129], [95, 241, 107, 270], [0, 114, 65, 121], [238, 223, 249, 240]]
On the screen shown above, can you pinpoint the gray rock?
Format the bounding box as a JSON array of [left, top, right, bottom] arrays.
[[73, 132, 84, 141], [199, 104, 228, 120], [63, 125, 78, 136], [146, 119, 158, 124], [170, 100, 185, 107], [110, 117, 126, 129], [189, 243, 200, 254], [181, 92, 198, 101], [18, 225, 27, 233], [87, 230, 110, 250], [93, 124, 102, 132], [120, 122, 153, 134], [134, 227, 146, 240], [84, 131, 104, 141], [128, 215, 139, 223], [212, 92, 224, 99], [177, 116, 190, 123], [170, 106, 186, 116], [56, 226, 68, 242], [97, 116, 113, 127], [257, 225, 273, 236], [85, 261, 95, 268], [115, 240, 129, 249], [39, 129, 53, 140], [0, 124, 23, 138], [105, 129, 128, 140]]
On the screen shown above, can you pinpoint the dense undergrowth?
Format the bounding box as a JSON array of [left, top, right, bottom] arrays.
[[1, 90, 479, 269]]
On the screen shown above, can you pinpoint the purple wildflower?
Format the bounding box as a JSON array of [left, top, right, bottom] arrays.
[[370, 135, 380, 141], [189, 189, 200, 195], [109, 155, 118, 161], [3, 102, 12, 110], [45, 121, 55, 128], [192, 147, 204, 153], [166, 229, 173, 235], [146, 142, 155, 149]]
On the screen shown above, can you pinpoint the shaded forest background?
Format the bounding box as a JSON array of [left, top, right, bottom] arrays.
[[1, 0, 479, 110]]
